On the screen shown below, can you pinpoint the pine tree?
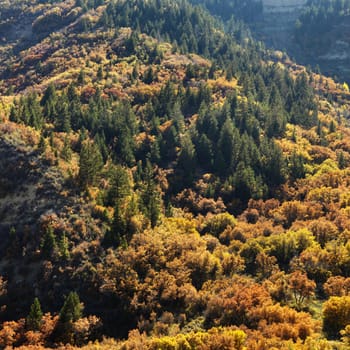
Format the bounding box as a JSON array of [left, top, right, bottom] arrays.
[[58, 233, 70, 261], [77, 69, 85, 85], [107, 203, 127, 247], [177, 133, 196, 186], [38, 134, 47, 154], [61, 135, 72, 161], [59, 291, 83, 324], [55, 95, 71, 132], [41, 84, 57, 121], [143, 66, 155, 84], [218, 118, 240, 173], [57, 291, 83, 344], [26, 298, 43, 331], [150, 136, 161, 163], [41, 226, 56, 259], [140, 160, 161, 228], [97, 65, 103, 80], [107, 165, 130, 206], [234, 161, 257, 202], [41, 83, 57, 107], [261, 138, 286, 187], [78, 140, 103, 188], [132, 63, 139, 81], [338, 151, 347, 169], [196, 133, 213, 169], [289, 151, 305, 180], [9, 104, 19, 123]]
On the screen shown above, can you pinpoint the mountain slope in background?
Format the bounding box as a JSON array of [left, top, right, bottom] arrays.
[[249, 0, 350, 83]]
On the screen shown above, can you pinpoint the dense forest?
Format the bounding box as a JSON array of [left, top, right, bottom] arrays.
[[1, 0, 350, 349]]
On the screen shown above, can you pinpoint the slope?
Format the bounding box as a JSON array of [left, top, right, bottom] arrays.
[[0, 0, 350, 349]]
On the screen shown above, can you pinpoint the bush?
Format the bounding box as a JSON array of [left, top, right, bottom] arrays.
[[323, 296, 350, 338], [202, 213, 237, 237]]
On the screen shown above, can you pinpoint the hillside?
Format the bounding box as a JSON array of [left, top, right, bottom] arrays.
[[1, 0, 350, 349]]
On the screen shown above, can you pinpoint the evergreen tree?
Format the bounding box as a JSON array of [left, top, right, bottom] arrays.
[[26, 298, 43, 331], [59, 291, 83, 324], [234, 161, 258, 202], [78, 140, 103, 188], [140, 160, 161, 228], [218, 118, 240, 173], [56, 292, 83, 344], [38, 134, 47, 154], [41, 83, 57, 107], [106, 165, 131, 206], [338, 151, 347, 169], [150, 136, 161, 163], [289, 151, 305, 180], [27, 93, 43, 130], [77, 69, 86, 85], [132, 63, 139, 81], [56, 101, 71, 133], [196, 133, 213, 169], [107, 202, 127, 247], [104, 166, 131, 246], [40, 226, 56, 259], [291, 72, 317, 128], [61, 135, 72, 161], [177, 133, 197, 186], [97, 65, 103, 80], [143, 66, 155, 84], [261, 138, 286, 187], [41, 84, 57, 121], [58, 233, 70, 261], [9, 104, 19, 123]]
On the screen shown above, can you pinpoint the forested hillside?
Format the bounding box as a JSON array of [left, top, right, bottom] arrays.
[[1, 0, 350, 349]]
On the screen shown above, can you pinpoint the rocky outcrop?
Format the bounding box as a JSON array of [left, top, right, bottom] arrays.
[[252, 0, 305, 52], [251, 1, 350, 82], [262, 0, 307, 13]]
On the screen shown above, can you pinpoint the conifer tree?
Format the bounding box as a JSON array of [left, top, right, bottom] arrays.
[[97, 65, 103, 80], [56, 292, 83, 344], [26, 298, 43, 331], [58, 233, 70, 261], [107, 166, 130, 206], [289, 151, 305, 180], [61, 135, 72, 161], [143, 66, 155, 84], [59, 291, 83, 324], [41, 84, 57, 121], [140, 160, 161, 228], [177, 133, 197, 186], [218, 118, 240, 173], [78, 140, 103, 188], [41, 226, 56, 259], [38, 134, 47, 154], [77, 69, 85, 85], [107, 203, 127, 247], [196, 133, 213, 169], [338, 151, 347, 169]]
